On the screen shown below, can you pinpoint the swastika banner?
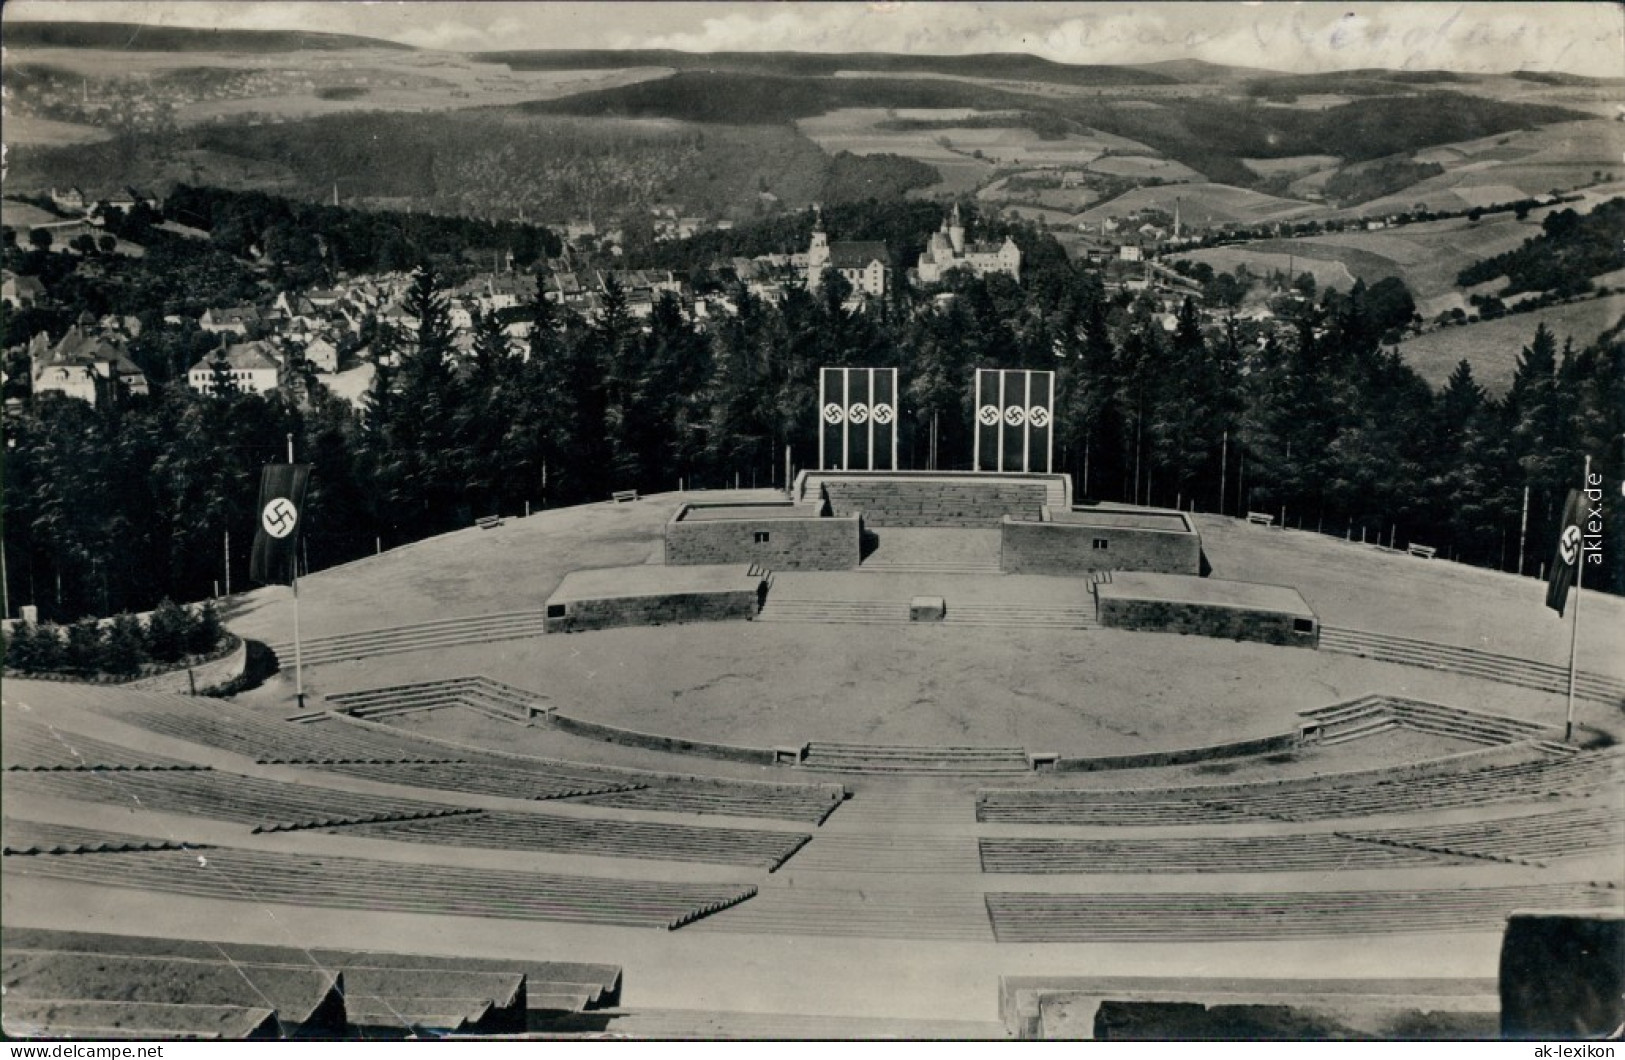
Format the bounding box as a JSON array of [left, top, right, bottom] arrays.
[[250, 463, 312, 586], [819, 367, 898, 470], [974, 369, 1054, 473]]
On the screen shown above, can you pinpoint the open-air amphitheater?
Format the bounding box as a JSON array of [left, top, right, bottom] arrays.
[[4, 470, 1623, 1039]]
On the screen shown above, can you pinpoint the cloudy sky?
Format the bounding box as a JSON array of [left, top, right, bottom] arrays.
[[6, 2, 1621, 77]]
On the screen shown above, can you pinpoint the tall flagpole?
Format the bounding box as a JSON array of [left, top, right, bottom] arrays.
[[1564, 454, 1590, 742], [287, 432, 305, 713], [293, 570, 304, 712]]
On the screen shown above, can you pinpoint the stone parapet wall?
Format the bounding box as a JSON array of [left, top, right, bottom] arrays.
[[541, 710, 777, 765], [665, 508, 859, 570], [544, 589, 759, 634], [1097, 598, 1318, 648], [1001, 519, 1201, 576], [126, 639, 250, 694]]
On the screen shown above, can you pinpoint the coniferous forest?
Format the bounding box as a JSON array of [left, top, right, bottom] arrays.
[[2, 194, 1621, 624]]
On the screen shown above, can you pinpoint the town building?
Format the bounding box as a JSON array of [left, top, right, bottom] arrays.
[[805, 214, 889, 298], [31, 325, 148, 405], [914, 205, 1022, 285], [188, 340, 285, 396]]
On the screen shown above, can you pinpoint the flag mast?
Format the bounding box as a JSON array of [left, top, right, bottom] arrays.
[[287, 433, 305, 713], [1563, 454, 1590, 743]]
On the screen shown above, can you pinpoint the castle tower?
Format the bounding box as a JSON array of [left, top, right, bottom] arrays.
[[807, 206, 830, 290], [949, 202, 965, 256]]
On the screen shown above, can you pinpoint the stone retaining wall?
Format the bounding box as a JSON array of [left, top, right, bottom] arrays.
[[1052, 731, 1301, 772], [1002, 518, 1201, 576], [1097, 598, 1318, 648], [544, 589, 759, 634], [665, 507, 859, 570], [541, 710, 777, 765]]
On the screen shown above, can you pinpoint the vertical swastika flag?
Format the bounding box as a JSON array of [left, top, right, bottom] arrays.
[[1545, 488, 1584, 616], [974, 369, 1054, 473], [819, 367, 898, 470], [250, 464, 312, 586]]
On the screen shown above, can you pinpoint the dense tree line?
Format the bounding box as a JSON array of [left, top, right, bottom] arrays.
[[1457, 199, 1625, 296], [2, 598, 228, 679], [6, 203, 1621, 624]]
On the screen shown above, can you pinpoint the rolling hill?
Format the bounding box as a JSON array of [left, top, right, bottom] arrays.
[[0, 20, 412, 52]]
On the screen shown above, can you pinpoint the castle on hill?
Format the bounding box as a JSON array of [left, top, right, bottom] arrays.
[[914, 204, 1022, 285]]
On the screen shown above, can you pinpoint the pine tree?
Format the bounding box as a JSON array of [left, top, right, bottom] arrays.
[[145, 598, 191, 663], [103, 612, 147, 676], [64, 618, 106, 675], [186, 599, 224, 656]]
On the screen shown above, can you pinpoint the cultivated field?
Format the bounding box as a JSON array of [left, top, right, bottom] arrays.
[[0, 114, 113, 146], [1175, 207, 1576, 315], [1086, 154, 1202, 181], [0, 199, 64, 228], [798, 107, 1106, 166], [1077, 182, 1319, 227], [1342, 120, 1625, 217], [3, 46, 675, 125], [1395, 293, 1625, 394]]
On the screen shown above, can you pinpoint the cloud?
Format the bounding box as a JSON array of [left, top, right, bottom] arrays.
[[4, 1, 1620, 77]]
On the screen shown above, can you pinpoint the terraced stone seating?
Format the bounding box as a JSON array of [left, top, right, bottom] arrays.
[[688, 883, 994, 941], [2, 819, 209, 856], [803, 742, 1032, 775], [568, 778, 846, 824], [1319, 627, 1625, 705], [0, 949, 346, 1038], [324, 675, 547, 723], [341, 968, 527, 1036], [1211, 753, 1624, 822], [822, 480, 1047, 528], [1, 929, 623, 1038], [1, 999, 280, 1040], [2, 719, 206, 772], [985, 881, 1623, 943], [3, 846, 758, 929], [978, 832, 1446, 875], [1302, 696, 1555, 747], [977, 750, 1623, 826], [335, 811, 811, 870], [268, 609, 550, 668], [2, 770, 475, 833], [90, 692, 464, 767], [1343, 807, 1625, 866], [308, 760, 646, 801]]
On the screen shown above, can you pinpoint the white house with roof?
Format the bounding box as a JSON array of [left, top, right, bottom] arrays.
[[1, 272, 46, 309], [32, 325, 148, 405], [188, 341, 285, 396], [303, 335, 340, 374], [199, 305, 263, 337]]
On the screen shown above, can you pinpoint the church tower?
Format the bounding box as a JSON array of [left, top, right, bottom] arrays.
[[807, 206, 830, 290]]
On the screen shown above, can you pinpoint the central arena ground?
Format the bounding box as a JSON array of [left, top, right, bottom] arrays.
[[299, 621, 1573, 753]]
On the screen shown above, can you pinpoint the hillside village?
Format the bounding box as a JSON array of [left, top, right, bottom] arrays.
[[5, 189, 1039, 410]]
